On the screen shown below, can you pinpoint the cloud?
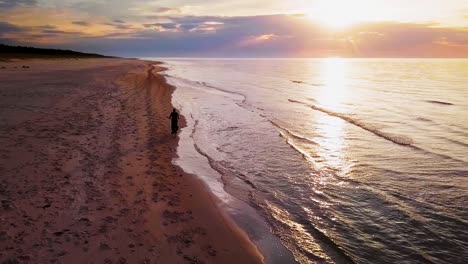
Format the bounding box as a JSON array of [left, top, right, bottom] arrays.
[[143, 22, 179, 32], [135, 16, 468, 57], [72, 21, 90, 27], [155, 7, 181, 14], [238, 34, 283, 47], [0, 21, 24, 33], [188, 21, 224, 33], [1, 13, 467, 57], [142, 17, 225, 33], [103, 21, 137, 30], [0, 0, 36, 9], [41, 29, 80, 35], [345, 21, 468, 56], [37, 25, 56, 30], [68, 1, 181, 22]]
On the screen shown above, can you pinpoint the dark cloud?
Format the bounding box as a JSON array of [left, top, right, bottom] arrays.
[[144, 15, 247, 33], [145, 23, 179, 30], [2, 14, 467, 57], [0, 21, 24, 33], [165, 16, 222, 26], [41, 29, 82, 35], [69, 2, 179, 21], [37, 25, 56, 30], [0, 0, 36, 9], [0, 37, 17, 45], [124, 16, 468, 57], [53, 15, 328, 57], [103, 22, 135, 30], [72, 21, 91, 27], [155, 7, 180, 13]]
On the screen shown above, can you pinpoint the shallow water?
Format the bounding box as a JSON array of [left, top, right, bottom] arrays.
[[156, 58, 468, 264]]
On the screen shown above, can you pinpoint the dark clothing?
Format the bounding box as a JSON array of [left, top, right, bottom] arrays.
[[169, 111, 179, 134]]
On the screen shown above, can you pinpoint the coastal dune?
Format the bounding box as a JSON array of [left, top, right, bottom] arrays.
[[0, 58, 263, 263]]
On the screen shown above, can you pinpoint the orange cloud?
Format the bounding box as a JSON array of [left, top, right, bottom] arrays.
[[1, 13, 467, 57], [238, 34, 281, 47]]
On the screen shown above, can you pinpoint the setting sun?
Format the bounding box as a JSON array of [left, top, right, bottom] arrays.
[[307, 0, 371, 29]]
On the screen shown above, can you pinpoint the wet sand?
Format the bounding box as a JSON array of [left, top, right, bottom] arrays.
[[0, 58, 264, 263]]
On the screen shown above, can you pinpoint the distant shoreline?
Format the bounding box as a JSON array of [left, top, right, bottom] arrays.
[[0, 44, 113, 59]]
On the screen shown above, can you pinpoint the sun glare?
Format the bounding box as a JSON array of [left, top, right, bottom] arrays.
[[320, 57, 347, 108], [307, 0, 365, 29]]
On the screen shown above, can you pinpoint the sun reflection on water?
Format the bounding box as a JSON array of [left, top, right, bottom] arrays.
[[314, 58, 348, 173], [319, 58, 348, 109]]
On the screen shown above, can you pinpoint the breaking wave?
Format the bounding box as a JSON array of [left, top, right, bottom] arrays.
[[288, 99, 414, 146]]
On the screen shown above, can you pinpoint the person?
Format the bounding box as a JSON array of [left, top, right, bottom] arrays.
[[168, 108, 179, 135]]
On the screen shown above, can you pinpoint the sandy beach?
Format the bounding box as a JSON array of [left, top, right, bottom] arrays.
[[0, 58, 263, 264]]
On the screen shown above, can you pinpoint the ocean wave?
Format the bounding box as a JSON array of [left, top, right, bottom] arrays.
[[287, 99, 468, 164], [415, 116, 432, 122], [166, 74, 247, 102], [276, 128, 321, 169], [272, 122, 362, 185], [446, 138, 468, 148], [190, 120, 257, 190], [259, 201, 355, 264], [412, 145, 468, 164], [291, 80, 324, 86], [270, 120, 319, 146], [426, 100, 454, 106], [195, 81, 247, 103], [288, 99, 414, 146]]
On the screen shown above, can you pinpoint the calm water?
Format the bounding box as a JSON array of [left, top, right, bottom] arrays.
[[159, 59, 468, 264]]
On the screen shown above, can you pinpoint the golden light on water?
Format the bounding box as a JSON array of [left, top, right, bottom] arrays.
[[319, 58, 348, 109], [313, 58, 348, 172]]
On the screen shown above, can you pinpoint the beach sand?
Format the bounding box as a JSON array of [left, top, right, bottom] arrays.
[[0, 58, 264, 264]]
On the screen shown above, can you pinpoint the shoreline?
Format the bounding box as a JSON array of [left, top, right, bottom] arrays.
[[0, 58, 264, 263], [162, 60, 299, 264]]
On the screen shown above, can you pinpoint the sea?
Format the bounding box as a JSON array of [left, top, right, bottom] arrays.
[[152, 58, 468, 264]]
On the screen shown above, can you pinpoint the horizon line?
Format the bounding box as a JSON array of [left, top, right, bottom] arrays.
[[140, 57, 468, 60]]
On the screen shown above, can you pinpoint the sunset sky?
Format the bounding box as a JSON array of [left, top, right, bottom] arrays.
[[0, 0, 467, 57]]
